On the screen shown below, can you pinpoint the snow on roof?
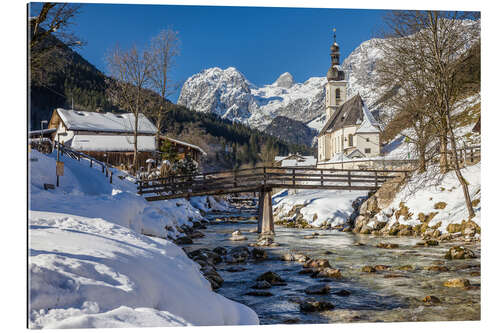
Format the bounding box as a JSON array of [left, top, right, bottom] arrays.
[[163, 137, 207, 156], [68, 134, 156, 152], [281, 157, 317, 167], [355, 104, 380, 134], [56, 109, 157, 134]]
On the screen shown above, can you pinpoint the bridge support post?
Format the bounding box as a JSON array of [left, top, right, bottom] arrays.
[[257, 188, 274, 235]]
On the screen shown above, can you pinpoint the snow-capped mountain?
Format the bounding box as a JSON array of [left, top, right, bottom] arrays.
[[177, 67, 326, 131]]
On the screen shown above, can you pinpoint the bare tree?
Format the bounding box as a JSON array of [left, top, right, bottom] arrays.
[[377, 10, 480, 218], [148, 28, 181, 141], [29, 3, 83, 84], [106, 44, 154, 173]]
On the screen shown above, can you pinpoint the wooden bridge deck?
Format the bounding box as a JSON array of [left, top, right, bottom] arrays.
[[137, 166, 410, 201]]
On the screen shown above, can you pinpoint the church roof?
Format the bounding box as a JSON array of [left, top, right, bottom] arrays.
[[319, 94, 380, 136]]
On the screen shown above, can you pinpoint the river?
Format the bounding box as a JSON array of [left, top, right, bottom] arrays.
[[184, 203, 481, 325]]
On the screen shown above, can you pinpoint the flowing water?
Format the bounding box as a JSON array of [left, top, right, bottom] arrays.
[[184, 204, 481, 325]]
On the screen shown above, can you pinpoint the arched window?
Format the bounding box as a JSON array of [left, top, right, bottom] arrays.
[[335, 88, 341, 99], [348, 134, 353, 147]]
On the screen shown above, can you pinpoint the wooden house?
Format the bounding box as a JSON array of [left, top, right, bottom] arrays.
[[48, 108, 157, 168], [158, 135, 207, 165]]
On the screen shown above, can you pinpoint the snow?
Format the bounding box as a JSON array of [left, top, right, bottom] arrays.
[[356, 103, 380, 133], [385, 162, 481, 233], [29, 211, 258, 328], [56, 108, 157, 134], [273, 189, 367, 227], [69, 134, 156, 152], [28, 149, 259, 327]]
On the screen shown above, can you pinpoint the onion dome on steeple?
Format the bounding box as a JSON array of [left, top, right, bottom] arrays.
[[326, 28, 345, 81]]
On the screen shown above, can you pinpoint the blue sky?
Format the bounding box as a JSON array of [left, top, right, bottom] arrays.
[[32, 3, 388, 102]]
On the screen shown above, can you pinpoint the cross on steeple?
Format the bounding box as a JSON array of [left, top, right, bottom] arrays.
[[333, 28, 336, 43]]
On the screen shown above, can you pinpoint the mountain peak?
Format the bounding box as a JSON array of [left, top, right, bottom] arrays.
[[273, 72, 294, 88]]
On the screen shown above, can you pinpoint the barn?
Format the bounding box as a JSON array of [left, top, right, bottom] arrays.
[[48, 108, 157, 169]]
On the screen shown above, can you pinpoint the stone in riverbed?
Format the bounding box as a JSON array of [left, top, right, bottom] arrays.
[[422, 295, 441, 304], [225, 246, 250, 263], [397, 265, 414, 271], [213, 246, 227, 256], [174, 236, 193, 245], [317, 268, 342, 279], [251, 248, 267, 260], [245, 291, 273, 297], [424, 265, 449, 272], [376, 243, 399, 249], [334, 289, 351, 296], [299, 300, 335, 312], [361, 266, 376, 273], [226, 266, 246, 272], [416, 239, 439, 247], [304, 284, 331, 295], [303, 259, 331, 269], [384, 273, 408, 278], [374, 265, 391, 271], [444, 246, 476, 260], [303, 235, 317, 239], [443, 278, 471, 288], [189, 230, 205, 238], [251, 281, 272, 289], [257, 271, 286, 285]]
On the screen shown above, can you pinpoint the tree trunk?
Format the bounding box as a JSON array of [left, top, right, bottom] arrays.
[[418, 143, 426, 173], [439, 134, 449, 173], [445, 111, 475, 219]]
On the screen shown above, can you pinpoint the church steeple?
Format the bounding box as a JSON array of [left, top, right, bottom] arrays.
[[327, 28, 345, 81]]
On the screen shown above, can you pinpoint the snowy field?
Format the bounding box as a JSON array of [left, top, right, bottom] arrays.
[[28, 150, 258, 328]]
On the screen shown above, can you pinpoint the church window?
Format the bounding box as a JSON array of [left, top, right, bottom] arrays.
[[335, 88, 341, 99], [366, 138, 370, 142], [348, 134, 353, 147], [365, 148, 371, 154]]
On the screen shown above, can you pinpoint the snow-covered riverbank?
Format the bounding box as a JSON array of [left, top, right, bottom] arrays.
[[28, 150, 258, 328]]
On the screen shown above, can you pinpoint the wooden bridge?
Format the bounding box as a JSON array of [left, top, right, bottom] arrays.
[[137, 166, 410, 235]]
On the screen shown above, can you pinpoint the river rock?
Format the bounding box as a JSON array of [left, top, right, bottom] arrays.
[[317, 268, 342, 279], [232, 230, 242, 236], [251, 281, 272, 289], [226, 266, 246, 272], [334, 289, 351, 296], [245, 291, 273, 297], [422, 295, 441, 304], [257, 271, 286, 285], [299, 268, 314, 275], [424, 265, 449, 272], [188, 248, 222, 265], [361, 266, 376, 273], [304, 235, 317, 239], [202, 268, 224, 290], [376, 243, 399, 249], [189, 231, 205, 238], [174, 236, 193, 245], [444, 246, 477, 260], [213, 246, 227, 256], [303, 259, 331, 269], [374, 265, 391, 271], [416, 240, 439, 247], [305, 284, 330, 295], [229, 234, 247, 241], [443, 278, 471, 288], [299, 300, 335, 312], [251, 248, 267, 260], [226, 246, 250, 263]]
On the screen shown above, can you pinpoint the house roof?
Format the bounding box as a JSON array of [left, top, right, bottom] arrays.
[[274, 154, 316, 167], [319, 94, 380, 136], [54, 108, 157, 134]]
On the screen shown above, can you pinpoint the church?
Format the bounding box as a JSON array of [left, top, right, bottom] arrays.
[[317, 31, 381, 167]]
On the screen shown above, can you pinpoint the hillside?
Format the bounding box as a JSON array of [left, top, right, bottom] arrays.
[[264, 116, 318, 147]]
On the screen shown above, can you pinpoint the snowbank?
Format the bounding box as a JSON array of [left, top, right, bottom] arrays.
[[273, 189, 367, 227], [29, 211, 258, 328], [29, 149, 206, 240], [384, 162, 481, 234]]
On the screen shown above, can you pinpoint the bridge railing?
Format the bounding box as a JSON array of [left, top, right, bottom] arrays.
[[137, 166, 410, 199]]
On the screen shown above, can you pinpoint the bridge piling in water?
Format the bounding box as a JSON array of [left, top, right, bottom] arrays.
[[257, 188, 274, 235]]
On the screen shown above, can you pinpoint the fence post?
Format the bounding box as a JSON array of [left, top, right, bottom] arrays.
[[110, 171, 113, 184], [90, 159, 93, 168], [375, 171, 378, 188], [470, 148, 474, 163], [105, 167, 108, 177], [138, 180, 142, 195], [348, 170, 351, 187], [320, 169, 324, 186], [263, 167, 267, 185], [233, 170, 237, 187], [102, 164, 104, 173], [292, 169, 296, 186]]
